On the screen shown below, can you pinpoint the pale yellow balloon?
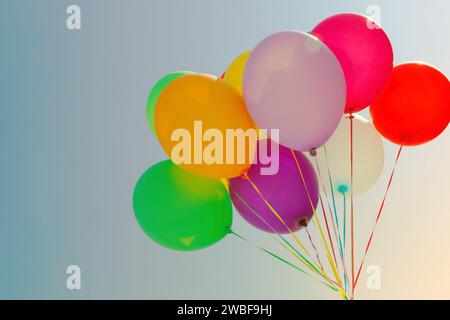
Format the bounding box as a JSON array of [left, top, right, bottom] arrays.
[[223, 50, 252, 94], [316, 114, 384, 195]]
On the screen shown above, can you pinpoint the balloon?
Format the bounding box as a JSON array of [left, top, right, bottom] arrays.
[[243, 31, 346, 152], [370, 63, 450, 146], [223, 50, 251, 94], [312, 13, 393, 113], [155, 73, 257, 179], [222, 50, 266, 140], [229, 140, 319, 234], [317, 114, 384, 195], [133, 160, 232, 251], [146, 72, 191, 135]]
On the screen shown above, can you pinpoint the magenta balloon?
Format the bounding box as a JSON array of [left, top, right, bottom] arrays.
[[312, 13, 393, 113], [243, 31, 346, 152], [229, 141, 319, 234]]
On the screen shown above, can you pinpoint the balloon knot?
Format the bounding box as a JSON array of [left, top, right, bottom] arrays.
[[309, 148, 317, 157], [337, 184, 349, 194], [347, 114, 355, 120], [298, 219, 308, 227], [242, 171, 249, 180]]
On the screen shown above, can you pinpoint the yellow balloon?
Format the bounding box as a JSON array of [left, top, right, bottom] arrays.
[[155, 73, 256, 179], [223, 50, 252, 94]]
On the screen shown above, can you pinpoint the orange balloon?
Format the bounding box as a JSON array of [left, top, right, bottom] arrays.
[[155, 74, 256, 178]]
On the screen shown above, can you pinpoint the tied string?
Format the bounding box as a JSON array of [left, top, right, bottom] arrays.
[[353, 145, 403, 290], [229, 230, 339, 293], [323, 146, 350, 290], [241, 172, 310, 254], [239, 174, 339, 288], [341, 189, 348, 295], [229, 185, 327, 281], [275, 239, 348, 300], [342, 192, 347, 250], [290, 149, 343, 289], [314, 155, 350, 298], [305, 225, 325, 271], [349, 114, 355, 297], [323, 145, 345, 260], [271, 236, 346, 298], [312, 156, 341, 277]]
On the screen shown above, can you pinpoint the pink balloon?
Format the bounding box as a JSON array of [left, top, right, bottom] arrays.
[[243, 31, 346, 152], [312, 13, 393, 113]]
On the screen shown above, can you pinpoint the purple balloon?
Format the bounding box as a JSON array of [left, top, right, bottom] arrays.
[[229, 140, 319, 234]]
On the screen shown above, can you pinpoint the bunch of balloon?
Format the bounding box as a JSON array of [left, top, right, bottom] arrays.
[[308, 13, 392, 298], [133, 12, 449, 300], [352, 61, 450, 291], [310, 13, 449, 299], [136, 71, 257, 252]]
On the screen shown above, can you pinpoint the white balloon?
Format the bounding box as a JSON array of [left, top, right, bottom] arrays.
[[316, 114, 384, 195]]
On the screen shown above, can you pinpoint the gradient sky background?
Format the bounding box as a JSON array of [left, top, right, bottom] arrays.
[[0, 0, 449, 299]]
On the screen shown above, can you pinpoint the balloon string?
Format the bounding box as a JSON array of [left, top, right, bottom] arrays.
[[229, 185, 328, 281], [290, 150, 343, 289], [342, 192, 347, 250], [353, 145, 403, 291], [342, 190, 348, 295], [229, 230, 339, 293], [272, 236, 346, 298], [317, 195, 338, 271], [323, 146, 350, 289], [323, 145, 344, 258], [349, 115, 355, 299], [305, 225, 325, 271], [292, 150, 343, 289], [272, 236, 341, 291], [314, 155, 350, 298], [240, 174, 340, 287], [312, 156, 341, 275], [232, 173, 345, 297], [242, 173, 310, 255]]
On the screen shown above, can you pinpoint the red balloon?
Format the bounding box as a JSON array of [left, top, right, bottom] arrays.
[[370, 63, 450, 146]]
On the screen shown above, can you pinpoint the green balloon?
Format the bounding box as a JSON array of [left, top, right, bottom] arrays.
[[146, 72, 191, 135], [133, 160, 232, 251]]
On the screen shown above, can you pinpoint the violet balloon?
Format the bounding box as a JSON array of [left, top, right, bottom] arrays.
[[243, 31, 346, 152], [312, 13, 393, 113], [229, 140, 319, 234]]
